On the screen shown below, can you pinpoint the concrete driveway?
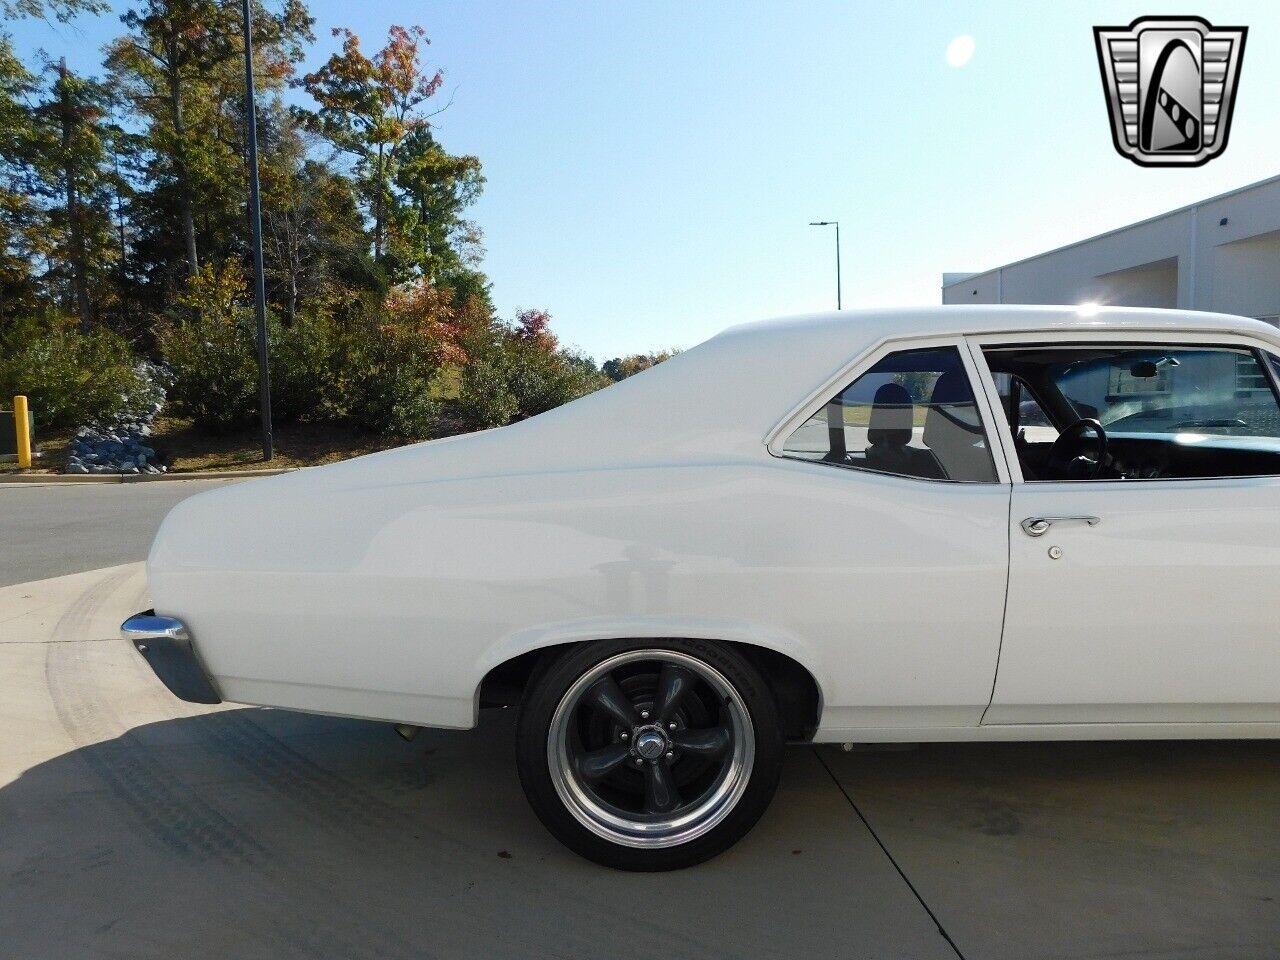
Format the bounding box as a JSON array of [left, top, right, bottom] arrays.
[[3, 564, 1279, 959]]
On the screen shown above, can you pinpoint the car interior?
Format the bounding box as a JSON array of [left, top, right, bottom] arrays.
[[982, 345, 1280, 481], [860, 373, 996, 481]]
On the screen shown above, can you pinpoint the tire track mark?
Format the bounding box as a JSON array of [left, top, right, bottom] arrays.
[[42, 569, 419, 960], [119, 639, 727, 956], [44, 568, 263, 865], [194, 709, 721, 959], [72, 569, 734, 959]]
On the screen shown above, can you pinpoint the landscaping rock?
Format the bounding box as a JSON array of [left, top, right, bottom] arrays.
[[63, 361, 171, 475]]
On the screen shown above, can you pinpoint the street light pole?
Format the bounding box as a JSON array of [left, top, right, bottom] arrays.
[[809, 220, 842, 310], [241, 0, 274, 461]]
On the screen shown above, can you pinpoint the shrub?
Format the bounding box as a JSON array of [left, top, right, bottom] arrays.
[[155, 264, 261, 432], [456, 328, 607, 430], [504, 341, 607, 418], [154, 275, 603, 443], [379, 372, 443, 442], [156, 315, 261, 433], [0, 314, 159, 430], [270, 309, 351, 424], [456, 350, 518, 430], [346, 321, 444, 442]]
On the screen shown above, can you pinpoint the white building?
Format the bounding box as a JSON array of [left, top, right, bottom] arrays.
[[942, 174, 1280, 326]]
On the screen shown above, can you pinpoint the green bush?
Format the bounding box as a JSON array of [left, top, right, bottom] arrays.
[[0, 315, 159, 430], [506, 344, 607, 418], [346, 322, 444, 442], [154, 268, 603, 443], [378, 371, 442, 442], [159, 300, 448, 440], [457, 336, 606, 430], [156, 311, 261, 432], [456, 351, 518, 430], [270, 310, 351, 424], [155, 264, 263, 432]]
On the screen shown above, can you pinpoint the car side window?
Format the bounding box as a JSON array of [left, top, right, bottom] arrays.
[[990, 373, 1060, 445], [781, 346, 998, 482], [983, 344, 1280, 481]]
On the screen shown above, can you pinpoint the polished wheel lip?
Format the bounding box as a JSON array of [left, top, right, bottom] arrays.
[[547, 648, 755, 850]]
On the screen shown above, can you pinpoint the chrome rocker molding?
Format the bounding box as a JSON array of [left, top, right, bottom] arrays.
[[120, 610, 222, 705]]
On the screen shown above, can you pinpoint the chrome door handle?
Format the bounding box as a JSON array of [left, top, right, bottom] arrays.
[[1020, 516, 1100, 537]]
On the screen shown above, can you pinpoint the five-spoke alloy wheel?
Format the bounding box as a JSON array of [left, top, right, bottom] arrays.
[[517, 638, 782, 871]]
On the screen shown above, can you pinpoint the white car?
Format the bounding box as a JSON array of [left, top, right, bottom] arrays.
[[123, 305, 1280, 870]]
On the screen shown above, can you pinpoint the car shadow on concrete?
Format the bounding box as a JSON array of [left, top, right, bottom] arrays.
[[0, 707, 955, 960], [7, 690, 1280, 960]]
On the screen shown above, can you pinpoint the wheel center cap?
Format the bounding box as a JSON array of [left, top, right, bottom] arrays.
[[633, 728, 667, 761]]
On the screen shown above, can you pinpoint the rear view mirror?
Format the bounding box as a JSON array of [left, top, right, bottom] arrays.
[[1130, 360, 1159, 378]]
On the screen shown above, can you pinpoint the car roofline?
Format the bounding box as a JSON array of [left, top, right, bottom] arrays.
[[716, 305, 1279, 347]]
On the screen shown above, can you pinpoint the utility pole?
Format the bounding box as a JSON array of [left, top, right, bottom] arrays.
[[808, 220, 842, 310], [241, 0, 274, 461]]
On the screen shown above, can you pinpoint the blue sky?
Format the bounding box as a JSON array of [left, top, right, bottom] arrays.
[[8, 1, 1279, 360]]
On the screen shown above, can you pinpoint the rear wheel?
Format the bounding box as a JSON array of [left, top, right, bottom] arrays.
[[516, 638, 783, 871]]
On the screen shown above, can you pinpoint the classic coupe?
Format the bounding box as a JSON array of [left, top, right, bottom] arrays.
[[123, 305, 1280, 870]]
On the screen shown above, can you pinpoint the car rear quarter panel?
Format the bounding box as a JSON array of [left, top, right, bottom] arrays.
[[148, 450, 1009, 734], [149, 463, 823, 726]]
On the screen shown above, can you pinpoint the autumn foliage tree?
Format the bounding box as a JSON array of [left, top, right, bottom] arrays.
[[602, 350, 680, 381], [0, 8, 668, 448], [300, 26, 444, 271]]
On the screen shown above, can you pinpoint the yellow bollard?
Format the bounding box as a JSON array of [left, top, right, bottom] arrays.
[[13, 395, 31, 469]]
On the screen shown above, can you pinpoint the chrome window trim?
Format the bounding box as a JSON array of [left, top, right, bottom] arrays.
[[969, 330, 1280, 485], [764, 335, 1007, 485]]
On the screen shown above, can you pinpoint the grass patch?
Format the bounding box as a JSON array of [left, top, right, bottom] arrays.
[[2, 417, 409, 475], [152, 417, 401, 472]]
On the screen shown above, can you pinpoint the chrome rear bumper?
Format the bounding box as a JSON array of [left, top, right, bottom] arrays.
[[121, 611, 222, 704]]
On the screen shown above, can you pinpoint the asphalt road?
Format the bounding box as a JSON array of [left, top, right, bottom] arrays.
[[0, 479, 238, 587]]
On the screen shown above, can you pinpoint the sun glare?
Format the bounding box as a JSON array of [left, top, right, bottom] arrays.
[[946, 35, 975, 68]]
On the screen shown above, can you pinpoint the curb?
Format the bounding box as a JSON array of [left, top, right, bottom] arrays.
[[0, 467, 298, 486]]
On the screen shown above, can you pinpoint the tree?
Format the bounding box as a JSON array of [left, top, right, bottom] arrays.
[[457, 308, 608, 429], [31, 60, 126, 330], [299, 25, 444, 271], [0, 38, 46, 327], [257, 106, 369, 324], [393, 126, 484, 285], [106, 0, 312, 287], [602, 350, 679, 381], [1, 0, 106, 24], [512, 307, 556, 351]]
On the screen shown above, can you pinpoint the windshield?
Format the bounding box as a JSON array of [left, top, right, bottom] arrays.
[[1053, 347, 1280, 436]]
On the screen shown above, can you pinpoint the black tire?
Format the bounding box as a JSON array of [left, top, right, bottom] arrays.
[[516, 637, 783, 871]]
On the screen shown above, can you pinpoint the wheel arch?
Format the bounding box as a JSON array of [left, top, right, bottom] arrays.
[[477, 637, 823, 742]]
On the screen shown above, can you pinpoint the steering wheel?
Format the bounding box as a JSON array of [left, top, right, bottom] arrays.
[[1046, 418, 1108, 480]]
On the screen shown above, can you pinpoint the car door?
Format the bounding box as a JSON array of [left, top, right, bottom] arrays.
[[767, 337, 1012, 733], [970, 331, 1280, 726]]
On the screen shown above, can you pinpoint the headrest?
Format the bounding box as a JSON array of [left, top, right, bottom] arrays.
[[927, 371, 970, 405], [923, 372, 983, 446], [866, 382, 914, 447]]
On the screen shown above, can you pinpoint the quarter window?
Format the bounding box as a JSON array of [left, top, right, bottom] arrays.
[[781, 346, 997, 482]]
